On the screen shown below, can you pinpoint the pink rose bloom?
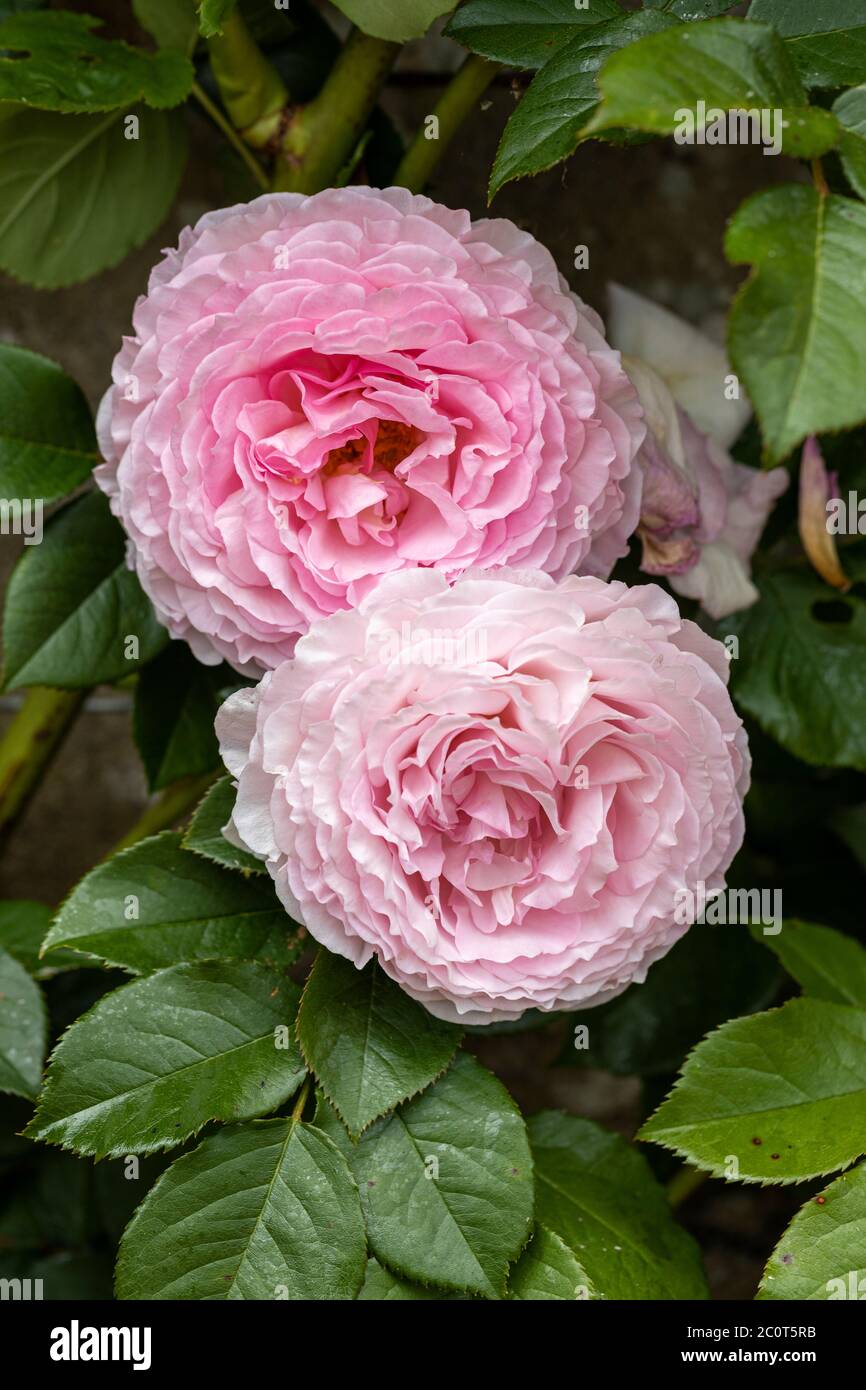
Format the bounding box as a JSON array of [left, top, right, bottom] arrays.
[[96, 188, 643, 675], [608, 284, 787, 621], [216, 569, 749, 1024]]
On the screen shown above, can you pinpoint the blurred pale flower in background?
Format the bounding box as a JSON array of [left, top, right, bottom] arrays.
[[609, 283, 788, 620]]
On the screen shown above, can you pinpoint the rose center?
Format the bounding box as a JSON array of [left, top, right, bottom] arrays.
[[323, 419, 420, 476]]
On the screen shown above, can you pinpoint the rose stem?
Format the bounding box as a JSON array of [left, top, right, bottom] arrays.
[[290, 1078, 312, 1126], [205, 8, 290, 144], [811, 158, 830, 198], [0, 687, 85, 848], [110, 770, 219, 856], [393, 55, 500, 195], [272, 29, 399, 194], [191, 80, 271, 192]]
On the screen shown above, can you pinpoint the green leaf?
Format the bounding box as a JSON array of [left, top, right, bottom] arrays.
[[587, 18, 837, 159], [759, 1162, 866, 1300], [44, 968, 128, 1042], [490, 10, 678, 197], [0, 11, 193, 111], [563, 923, 779, 1077], [719, 566, 866, 769], [640, 998, 866, 1182], [0, 946, 46, 1099], [726, 186, 866, 462], [508, 1225, 594, 1300], [352, 1052, 533, 1298], [312, 1089, 355, 1160], [2, 490, 168, 689], [25, 961, 306, 1156], [134, 0, 199, 53], [116, 1117, 366, 1298], [197, 0, 237, 38], [748, 0, 866, 90], [358, 1257, 456, 1300], [0, 899, 51, 974], [329, 1, 451, 42], [0, 104, 187, 289], [43, 831, 298, 973], [297, 951, 461, 1139], [833, 86, 866, 201], [182, 775, 266, 876], [530, 1111, 707, 1299], [0, 899, 84, 976], [754, 920, 866, 1008], [133, 643, 229, 791], [444, 0, 620, 71], [0, 345, 96, 506]]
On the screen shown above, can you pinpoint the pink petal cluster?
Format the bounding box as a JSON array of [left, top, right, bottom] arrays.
[[96, 188, 644, 675], [217, 570, 749, 1024], [608, 284, 787, 620], [638, 408, 789, 619]]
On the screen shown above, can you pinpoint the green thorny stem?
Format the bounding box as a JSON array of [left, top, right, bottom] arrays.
[[206, 7, 288, 150], [207, 14, 497, 200], [205, 16, 398, 196], [272, 29, 399, 194], [394, 55, 499, 194], [110, 769, 219, 857], [0, 687, 85, 846]]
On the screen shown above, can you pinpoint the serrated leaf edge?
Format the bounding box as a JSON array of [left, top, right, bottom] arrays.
[[353, 1054, 535, 1299], [638, 998, 866, 1186], [295, 949, 461, 1139], [23, 960, 305, 1159]]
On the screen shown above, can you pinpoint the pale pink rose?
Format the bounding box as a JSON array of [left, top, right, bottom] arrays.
[[217, 569, 749, 1024], [95, 188, 644, 675], [608, 284, 788, 620]]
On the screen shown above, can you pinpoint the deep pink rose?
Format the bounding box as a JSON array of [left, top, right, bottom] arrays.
[[216, 570, 749, 1024], [96, 188, 644, 675]]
